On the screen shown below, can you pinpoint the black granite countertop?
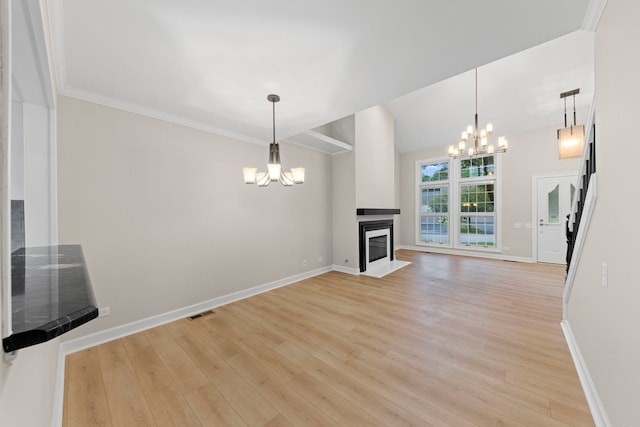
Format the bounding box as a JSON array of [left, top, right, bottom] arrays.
[[2, 245, 98, 353]]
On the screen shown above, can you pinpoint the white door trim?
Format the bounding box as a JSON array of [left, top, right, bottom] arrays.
[[531, 172, 579, 263]]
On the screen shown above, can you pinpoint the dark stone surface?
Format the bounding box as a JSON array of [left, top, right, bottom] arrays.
[[3, 245, 98, 353]]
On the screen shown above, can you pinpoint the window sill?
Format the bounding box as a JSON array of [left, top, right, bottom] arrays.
[[416, 242, 502, 254]]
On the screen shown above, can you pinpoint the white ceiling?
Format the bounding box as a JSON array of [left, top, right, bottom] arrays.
[[386, 31, 595, 153], [48, 0, 593, 152]]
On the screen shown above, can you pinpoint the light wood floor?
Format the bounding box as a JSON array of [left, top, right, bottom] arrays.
[[63, 250, 593, 426]]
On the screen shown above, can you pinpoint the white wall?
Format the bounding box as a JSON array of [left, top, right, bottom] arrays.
[[398, 125, 581, 259], [10, 101, 24, 199], [9, 101, 57, 247], [567, 0, 640, 424], [0, 339, 60, 427], [332, 104, 397, 270], [355, 105, 395, 208], [1, 4, 60, 426], [57, 96, 332, 338], [23, 102, 56, 246]]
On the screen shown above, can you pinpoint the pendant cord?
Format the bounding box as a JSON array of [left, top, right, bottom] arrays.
[[474, 68, 479, 152], [475, 68, 478, 120], [272, 99, 276, 144]]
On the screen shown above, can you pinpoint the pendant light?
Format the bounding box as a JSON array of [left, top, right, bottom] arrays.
[[557, 88, 584, 159], [243, 94, 305, 187]]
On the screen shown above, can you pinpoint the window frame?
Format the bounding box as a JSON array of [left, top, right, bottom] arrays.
[[415, 158, 451, 247], [415, 154, 502, 252]]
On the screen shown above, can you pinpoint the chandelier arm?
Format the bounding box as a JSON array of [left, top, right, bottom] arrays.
[[272, 97, 276, 143]]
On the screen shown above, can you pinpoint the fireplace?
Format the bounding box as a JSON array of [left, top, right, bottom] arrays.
[[359, 220, 394, 273]]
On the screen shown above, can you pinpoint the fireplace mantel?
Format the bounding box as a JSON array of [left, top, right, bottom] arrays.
[[356, 208, 400, 216]]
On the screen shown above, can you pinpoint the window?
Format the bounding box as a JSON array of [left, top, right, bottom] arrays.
[[421, 161, 449, 182], [416, 155, 500, 251], [460, 183, 495, 213], [418, 161, 449, 244], [459, 182, 495, 247], [460, 156, 494, 178]]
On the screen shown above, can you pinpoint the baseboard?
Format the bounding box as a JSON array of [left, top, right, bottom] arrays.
[[331, 264, 360, 275], [397, 245, 534, 263], [60, 265, 332, 356], [561, 320, 610, 427]]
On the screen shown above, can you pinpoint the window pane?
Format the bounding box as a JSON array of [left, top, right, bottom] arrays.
[[460, 216, 495, 247], [421, 215, 449, 244], [460, 156, 494, 178], [548, 184, 560, 224], [460, 183, 494, 213], [570, 183, 576, 205], [421, 186, 448, 213], [421, 162, 449, 182]]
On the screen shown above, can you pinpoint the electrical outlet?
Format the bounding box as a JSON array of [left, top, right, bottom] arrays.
[[503, 246, 511, 251], [302, 259, 308, 267], [318, 256, 323, 263], [98, 307, 111, 317], [514, 223, 521, 229], [601, 263, 608, 288]]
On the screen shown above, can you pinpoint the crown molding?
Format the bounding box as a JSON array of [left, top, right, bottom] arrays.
[[59, 86, 267, 146], [581, 0, 608, 31]]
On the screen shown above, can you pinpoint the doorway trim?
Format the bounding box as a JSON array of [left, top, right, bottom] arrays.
[[531, 172, 579, 263]]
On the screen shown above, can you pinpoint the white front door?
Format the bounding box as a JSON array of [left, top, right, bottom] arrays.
[[536, 175, 577, 264]]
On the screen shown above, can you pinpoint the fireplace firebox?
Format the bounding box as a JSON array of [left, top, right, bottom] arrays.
[[359, 220, 394, 272]]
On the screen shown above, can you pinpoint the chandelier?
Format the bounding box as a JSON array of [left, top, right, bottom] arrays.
[[243, 94, 305, 187], [449, 68, 508, 158]]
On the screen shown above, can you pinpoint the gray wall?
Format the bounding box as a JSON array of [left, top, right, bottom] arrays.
[[568, 0, 640, 424], [57, 96, 333, 337], [332, 150, 357, 268]]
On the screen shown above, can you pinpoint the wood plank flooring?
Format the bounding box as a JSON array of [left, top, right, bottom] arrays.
[[63, 250, 594, 426]]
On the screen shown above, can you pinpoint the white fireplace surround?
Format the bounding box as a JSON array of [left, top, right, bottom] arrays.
[[365, 228, 391, 270]]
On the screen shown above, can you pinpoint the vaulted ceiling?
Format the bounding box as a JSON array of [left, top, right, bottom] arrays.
[[48, 0, 594, 152]]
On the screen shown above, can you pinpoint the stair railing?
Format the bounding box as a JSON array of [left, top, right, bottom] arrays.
[[563, 104, 598, 318]]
